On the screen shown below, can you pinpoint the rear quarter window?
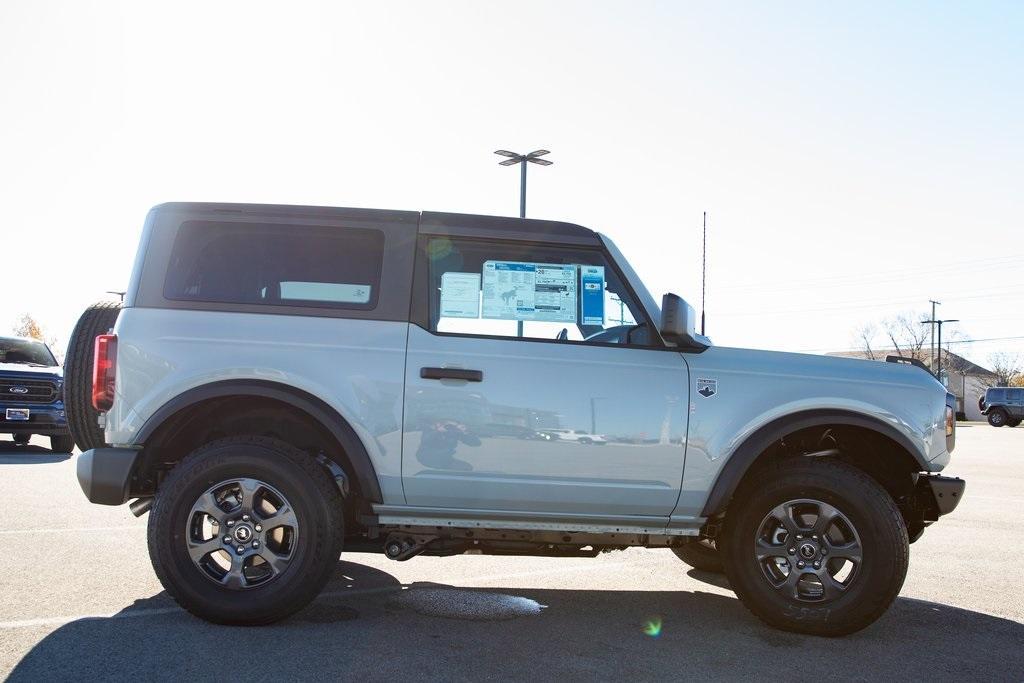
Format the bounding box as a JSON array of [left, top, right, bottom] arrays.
[[163, 221, 385, 310]]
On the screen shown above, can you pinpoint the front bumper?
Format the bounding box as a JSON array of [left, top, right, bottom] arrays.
[[76, 447, 142, 505], [916, 474, 965, 520], [1, 402, 68, 436]]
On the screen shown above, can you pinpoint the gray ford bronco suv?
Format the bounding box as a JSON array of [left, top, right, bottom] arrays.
[[73, 202, 964, 636]]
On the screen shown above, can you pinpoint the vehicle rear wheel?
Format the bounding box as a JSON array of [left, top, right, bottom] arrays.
[[64, 301, 121, 451], [720, 458, 908, 636], [988, 410, 1008, 428], [671, 537, 724, 574], [50, 434, 74, 453], [1008, 418, 1022, 428], [148, 435, 345, 625], [13, 434, 30, 446]]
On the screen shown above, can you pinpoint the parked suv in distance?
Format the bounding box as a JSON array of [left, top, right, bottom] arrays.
[[72, 202, 964, 637], [981, 387, 1023, 427], [0, 336, 73, 452]]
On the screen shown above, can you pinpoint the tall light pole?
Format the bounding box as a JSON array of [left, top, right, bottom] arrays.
[[495, 149, 553, 339], [494, 149, 552, 218], [921, 318, 958, 384]]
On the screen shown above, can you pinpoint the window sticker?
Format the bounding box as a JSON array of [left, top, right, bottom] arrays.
[[440, 272, 481, 318], [481, 261, 577, 323], [579, 265, 605, 326]]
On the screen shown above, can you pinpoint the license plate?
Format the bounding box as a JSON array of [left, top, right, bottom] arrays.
[[5, 408, 29, 421]]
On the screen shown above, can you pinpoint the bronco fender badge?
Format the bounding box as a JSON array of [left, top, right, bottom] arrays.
[[696, 378, 717, 398]]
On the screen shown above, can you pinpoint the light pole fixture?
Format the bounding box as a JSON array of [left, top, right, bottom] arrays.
[[494, 149, 552, 218]]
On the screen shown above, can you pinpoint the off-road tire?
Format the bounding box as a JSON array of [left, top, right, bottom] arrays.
[[64, 301, 120, 451], [671, 538, 724, 574], [988, 410, 1008, 428], [148, 435, 345, 625], [721, 458, 908, 637], [50, 434, 74, 453], [1007, 418, 1021, 428]]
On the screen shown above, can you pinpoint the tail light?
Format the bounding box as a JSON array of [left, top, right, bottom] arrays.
[[92, 334, 117, 411]]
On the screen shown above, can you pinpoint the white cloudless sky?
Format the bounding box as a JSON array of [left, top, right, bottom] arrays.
[[1, 1, 1021, 366]]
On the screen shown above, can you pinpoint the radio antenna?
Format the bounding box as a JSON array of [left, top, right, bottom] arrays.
[[700, 211, 707, 336]]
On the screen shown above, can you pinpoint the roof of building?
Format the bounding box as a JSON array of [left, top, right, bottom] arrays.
[[826, 349, 998, 378]]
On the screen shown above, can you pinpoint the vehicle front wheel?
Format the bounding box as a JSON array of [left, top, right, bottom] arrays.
[[988, 410, 1008, 427], [720, 458, 908, 636], [671, 537, 724, 574], [50, 434, 74, 453], [148, 435, 345, 625]]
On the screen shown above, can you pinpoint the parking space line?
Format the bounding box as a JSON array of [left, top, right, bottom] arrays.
[[0, 608, 183, 630], [0, 559, 626, 630], [0, 525, 145, 536]]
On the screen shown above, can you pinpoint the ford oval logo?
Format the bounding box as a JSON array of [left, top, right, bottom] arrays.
[[9, 387, 29, 394]]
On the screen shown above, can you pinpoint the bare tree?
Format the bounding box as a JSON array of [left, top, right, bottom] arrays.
[[882, 312, 930, 362], [854, 310, 960, 367], [11, 313, 61, 363], [989, 352, 1023, 387], [13, 314, 45, 341], [854, 323, 879, 360]]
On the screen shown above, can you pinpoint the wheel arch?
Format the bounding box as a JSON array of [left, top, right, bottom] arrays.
[[134, 379, 383, 503], [701, 409, 928, 518]]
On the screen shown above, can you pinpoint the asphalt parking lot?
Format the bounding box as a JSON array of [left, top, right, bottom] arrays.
[[0, 425, 1021, 681]]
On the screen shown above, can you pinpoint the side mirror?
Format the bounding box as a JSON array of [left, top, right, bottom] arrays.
[[660, 293, 708, 350]]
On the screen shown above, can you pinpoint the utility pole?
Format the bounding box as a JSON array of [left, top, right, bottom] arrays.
[[921, 317, 958, 384], [495, 149, 553, 338], [701, 211, 707, 336], [928, 300, 940, 371]]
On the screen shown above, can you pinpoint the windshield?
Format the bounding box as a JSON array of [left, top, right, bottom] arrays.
[[0, 337, 58, 367]]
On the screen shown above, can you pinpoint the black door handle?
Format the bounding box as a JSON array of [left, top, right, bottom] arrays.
[[420, 367, 483, 382]]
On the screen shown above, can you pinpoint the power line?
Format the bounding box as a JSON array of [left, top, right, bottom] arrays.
[[945, 335, 1024, 345], [794, 335, 1024, 354], [714, 287, 1024, 318], [715, 253, 1024, 295]]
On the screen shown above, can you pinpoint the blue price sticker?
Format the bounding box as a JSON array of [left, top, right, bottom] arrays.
[[580, 265, 605, 326]]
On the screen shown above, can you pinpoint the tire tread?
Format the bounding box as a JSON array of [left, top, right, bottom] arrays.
[[147, 435, 345, 625], [64, 301, 120, 451], [722, 457, 909, 636]]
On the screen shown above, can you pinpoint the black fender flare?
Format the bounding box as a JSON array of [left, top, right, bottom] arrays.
[[700, 409, 928, 518], [135, 379, 383, 502]]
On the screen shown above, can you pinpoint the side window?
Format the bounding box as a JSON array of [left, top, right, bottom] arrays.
[[425, 237, 651, 346], [164, 221, 385, 310], [1009, 389, 1024, 402], [989, 389, 1006, 403]]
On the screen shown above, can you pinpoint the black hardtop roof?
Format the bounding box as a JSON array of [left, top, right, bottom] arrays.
[[150, 202, 599, 244]]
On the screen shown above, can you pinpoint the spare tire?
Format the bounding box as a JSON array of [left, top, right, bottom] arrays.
[[64, 301, 121, 451]]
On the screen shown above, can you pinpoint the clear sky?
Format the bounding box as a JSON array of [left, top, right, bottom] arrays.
[[2, 2, 1021, 367]]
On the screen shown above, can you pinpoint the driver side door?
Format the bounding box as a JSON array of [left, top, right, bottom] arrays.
[[400, 235, 690, 519]]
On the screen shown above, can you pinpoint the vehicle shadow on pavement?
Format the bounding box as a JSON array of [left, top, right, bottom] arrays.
[[0, 445, 72, 464], [685, 567, 732, 590], [7, 560, 1024, 682]]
